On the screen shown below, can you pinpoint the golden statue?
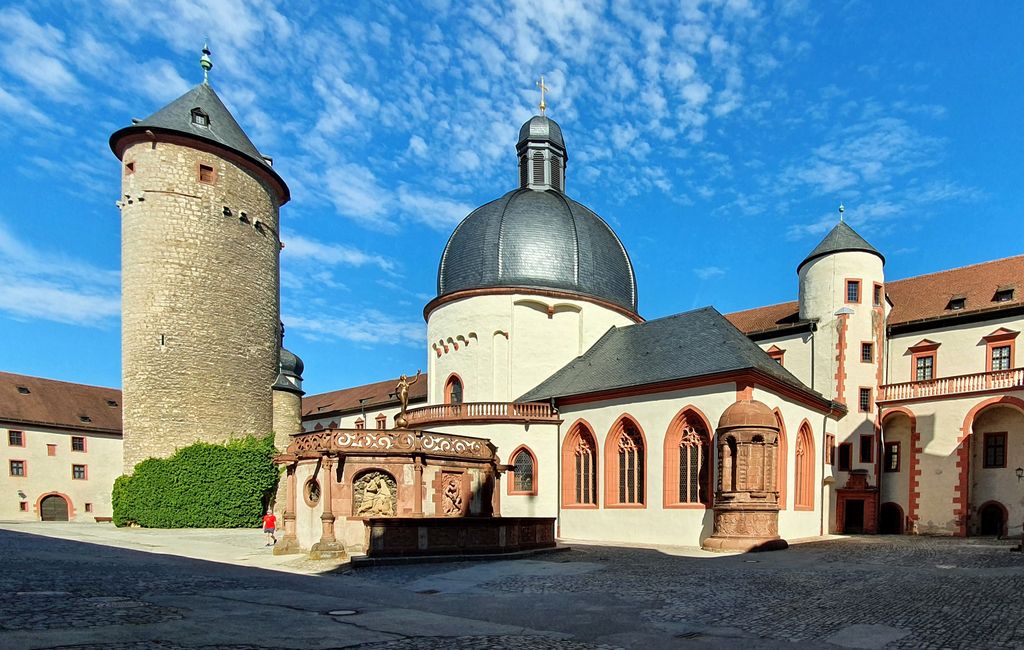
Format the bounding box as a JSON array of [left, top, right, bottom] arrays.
[[394, 370, 421, 428]]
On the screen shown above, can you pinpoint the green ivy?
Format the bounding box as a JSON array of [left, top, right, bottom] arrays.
[[112, 434, 279, 528]]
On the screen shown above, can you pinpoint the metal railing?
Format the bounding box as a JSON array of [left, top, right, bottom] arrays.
[[879, 367, 1024, 402]]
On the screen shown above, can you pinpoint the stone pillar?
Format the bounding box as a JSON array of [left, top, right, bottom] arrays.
[[309, 455, 346, 559], [413, 456, 424, 516], [274, 463, 300, 555], [703, 399, 788, 552]]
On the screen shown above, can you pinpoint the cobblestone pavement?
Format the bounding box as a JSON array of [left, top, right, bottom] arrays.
[[2, 523, 1023, 649]]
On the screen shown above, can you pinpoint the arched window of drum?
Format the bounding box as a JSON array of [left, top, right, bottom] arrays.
[[532, 151, 545, 185], [678, 421, 709, 504], [617, 424, 644, 504], [445, 375, 463, 405], [519, 155, 528, 187], [550, 154, 562, 191], [512, 449, 535, 493], [571, 431, 596, 504]]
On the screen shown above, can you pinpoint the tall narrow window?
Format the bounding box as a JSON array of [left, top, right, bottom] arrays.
[[609, 420, 645, 506], [859, 434, 874, 463], [846, 279, 861, 303], [550, 154, 562, 191], [532, 151, 545, 185], [375, 413, 387, 430], [984, 432, 1007, 468], [991, 345, 1012, 371], [873, 283, 883, 306], [510, 447, 537, 495], [858, 388, 872, 413], [519, 156, 528, 187], [838, 442, 853, 471], [795, 424, 814, 510], [444, 375, 463, 405], [915, 355, 934, 381], [666, 411, 711, 507], [861, 342, 873, 363], [563, 424, 597, 506], [884, 442, 900, 472]]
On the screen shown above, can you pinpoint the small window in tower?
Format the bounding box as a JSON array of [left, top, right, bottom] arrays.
[[994, 287, 1015, 303], [845, 279, 861, 304], [239, 211, 250, 224], [17, 386, 30, 394], [190, 108, 210, 127], [946, 296, 966, 311], [551, 154, 562, 192], [519, 156, 528, 187], [107, 400, 118, 408], [198, 164, 216, 184], [532, 151, 545, 185], [124, 161, 135, 175]]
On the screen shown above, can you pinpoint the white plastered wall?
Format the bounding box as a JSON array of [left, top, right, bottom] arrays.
[[426, 293, 634, 403]]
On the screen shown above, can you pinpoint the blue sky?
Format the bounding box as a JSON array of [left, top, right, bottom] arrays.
[[1, 1, 1021, 395]]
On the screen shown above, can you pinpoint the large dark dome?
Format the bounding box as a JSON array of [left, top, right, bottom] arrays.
[[437, 188, 638, 312]]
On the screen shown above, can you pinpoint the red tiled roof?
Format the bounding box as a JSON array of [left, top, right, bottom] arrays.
[[727, 255, 1024, 334], [302, 374, 428, 419], [0, 372, 122, 434]]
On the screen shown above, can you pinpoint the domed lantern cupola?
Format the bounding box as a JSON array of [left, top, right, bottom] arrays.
[[516, 76, 567, 193]]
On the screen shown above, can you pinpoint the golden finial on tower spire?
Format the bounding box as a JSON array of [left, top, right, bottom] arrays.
[[536, 74, 548, 115]]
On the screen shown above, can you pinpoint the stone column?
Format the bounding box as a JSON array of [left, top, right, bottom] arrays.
[[413, 456, 424, 516], [274, 463, 300, 555], [309, 455, 346, 559]]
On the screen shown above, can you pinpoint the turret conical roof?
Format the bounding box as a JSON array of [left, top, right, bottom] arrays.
[[798, 221, 884, 271]]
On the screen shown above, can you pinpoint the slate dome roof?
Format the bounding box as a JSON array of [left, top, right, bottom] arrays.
[[279, 347, 304, 379], [517, 116, 565, 150], [437, 188, 638, 313]]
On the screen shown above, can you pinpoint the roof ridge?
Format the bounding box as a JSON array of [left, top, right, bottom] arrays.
[[887, 253, 1024, 286], [0, 371, 120, 392], [726, 299, 799, 316]]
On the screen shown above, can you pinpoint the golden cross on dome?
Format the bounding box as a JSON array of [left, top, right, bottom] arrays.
[[536, 75, 548, 115]]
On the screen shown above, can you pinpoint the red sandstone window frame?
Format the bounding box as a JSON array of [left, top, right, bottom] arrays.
[[794, 422, 815, 511], [9, 459, 27, 477], [508, 445, 539, 496], [837, 442, 853, 471], [860, 341, 873, 363], [766, 345, 785, 366], [18, 501, 28, 512], [873, 283, 883, 307], [197, 162, 217, 185], [562, 421, 599, 509], [71, 464, 88, 480], [884, 441, 900, 472], [825, 434, 836, 465], [908, 339, 940, 382], [858, 387, 873, 413], [859, 434, 874, 463], [71, 436, 87, 452], [604, 416, 647, 509], [374, 413, 387, 430], [7, 429, 25, 447], [46, 444, 57, 457], [354, 417, 365, 430], [663, 407, 713, 509], [983, 432, 1007, 469], [983, 329, 1018, 372], [444, 373, 464, 405], [124, 161, 135, 175], [845, 278, 862, 304], [85, 502, 93, 513]]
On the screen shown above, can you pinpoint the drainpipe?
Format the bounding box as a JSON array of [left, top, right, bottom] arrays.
[[821, 411, 830, 536], [552, 397, 561, 539], [809, 322, 817, 393]]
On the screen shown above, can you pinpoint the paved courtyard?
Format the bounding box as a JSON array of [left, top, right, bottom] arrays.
[[1, 523, 1022, 649]]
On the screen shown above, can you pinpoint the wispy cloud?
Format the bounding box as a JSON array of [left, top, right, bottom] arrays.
[[0, 219, 119, 326], [282, 232, 395, 273], [694, 266, 727, 280], [284, 311, 424, 347]]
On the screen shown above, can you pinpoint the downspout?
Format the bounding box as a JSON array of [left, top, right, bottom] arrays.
[[821, 411, 830, 536], [553, 397, 561, 539]]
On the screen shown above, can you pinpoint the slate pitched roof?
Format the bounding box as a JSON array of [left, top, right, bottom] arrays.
[[728, 255, 1024, 335], [0, 372, 122, 434], [799, 221, 884, 271], [517, 307, 823, 403], [302, 374, 428, 420]]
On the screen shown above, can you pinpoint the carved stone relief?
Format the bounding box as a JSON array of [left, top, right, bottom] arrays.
[[353, 471, 398, 517]]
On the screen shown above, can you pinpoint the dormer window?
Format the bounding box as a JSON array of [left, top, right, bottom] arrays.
[[79, 415, 92, 423], [106, 400, 118, 408], [190, 108, 210, 127], [946, 296, 966, 311], [16, 386, 30, 395], [994, 287, 1015, 303]]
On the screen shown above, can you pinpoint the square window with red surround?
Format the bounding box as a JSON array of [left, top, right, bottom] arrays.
[[46, 444, 57, 457], [861, 342, 873, 363], [983, 328, 1018, 372], [983, 432, 1007, 468], [8, 430, 24, 446], [71, 436, 86, 452], [825, 434, 836, 465], [884, 442, 901, 472], [858, 388, 872, 413], [766, 345, 785, 366], [838, 443, 853, 471], [873, 283, 883, 307], [72, 464, 87, 480], [9, 460, 26, 477], [198, 163, 216, 184], [85, 503, 93, 513], [18, 501, 28, 512], [859, 434, 874, 463], [845, 279, 861, 304]]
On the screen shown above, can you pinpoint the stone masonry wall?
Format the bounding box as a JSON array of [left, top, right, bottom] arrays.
[[272, 389, 302, 450], [119, 140, 281, 471]]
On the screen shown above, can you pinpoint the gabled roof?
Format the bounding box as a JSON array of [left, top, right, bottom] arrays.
[[798, 221, 884, 271], [517, 307, 825, 404], [0, 372, 122, 434], [302, 374, 428, 420], [729, 255, 1024, 335]]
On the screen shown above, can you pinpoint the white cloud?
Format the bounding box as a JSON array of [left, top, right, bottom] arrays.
[[281, 232, 396, 273], [694, 266, 727, 280], [397, 187, 474, 230], [284, 311, 424, 347]]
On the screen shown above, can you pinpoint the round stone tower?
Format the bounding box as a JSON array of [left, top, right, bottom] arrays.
[[110, 49, 291, 471]]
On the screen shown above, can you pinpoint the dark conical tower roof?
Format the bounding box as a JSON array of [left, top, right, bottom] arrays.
[[109, 81, 289, 203], [798, 221, 884, 271]]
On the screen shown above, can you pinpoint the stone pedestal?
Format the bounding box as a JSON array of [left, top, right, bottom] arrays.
[[702, 398, 788, 553]]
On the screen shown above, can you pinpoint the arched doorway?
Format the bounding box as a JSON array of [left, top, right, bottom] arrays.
[[978, 501, 1007, 537], [878, 502, 904, 535], [40, 494, 69, 521]]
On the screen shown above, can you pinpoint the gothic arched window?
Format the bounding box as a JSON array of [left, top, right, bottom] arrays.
[[607, 418, 645, 506], [444, 374, 463, 405], [509, 446, 537, 495], [665, 409, 711, 506], [562, 423, 597, 506], [795, 423, 815, 510]]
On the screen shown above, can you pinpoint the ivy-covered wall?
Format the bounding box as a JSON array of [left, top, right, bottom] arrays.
[[112, 435, 279, 528]]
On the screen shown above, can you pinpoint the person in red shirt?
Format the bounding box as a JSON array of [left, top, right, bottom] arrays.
[[262, 510, 277, 546]]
